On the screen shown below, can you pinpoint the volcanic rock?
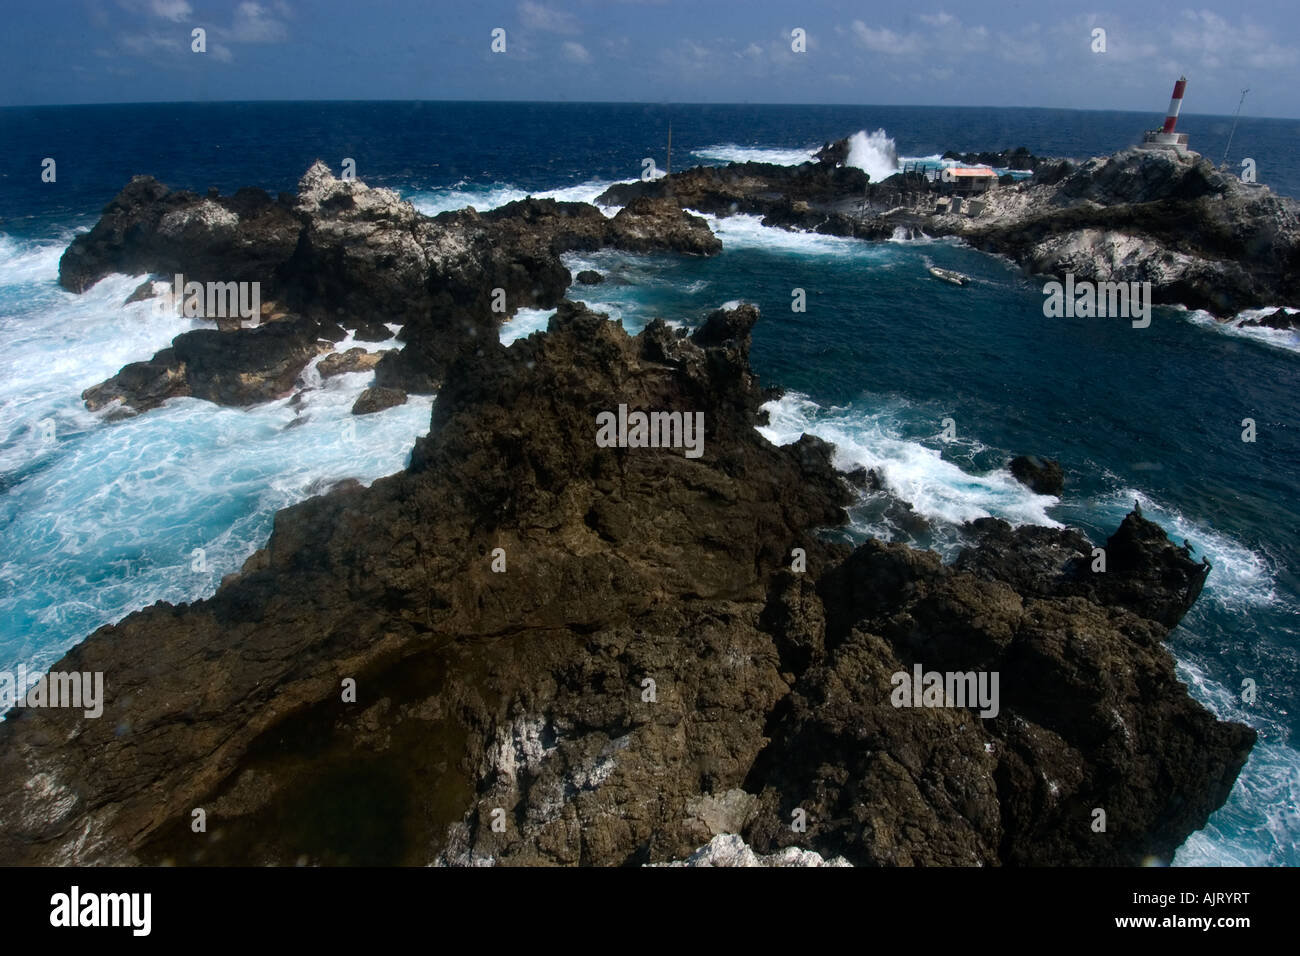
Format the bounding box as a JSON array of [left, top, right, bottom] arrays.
[[318, 348, 382, 378], [597, 145, 1300, 317], [351, 386, 407, 415], [1010, 454, 1065, 495], [83, 317, 334, 414], [69, 163, 724, 410], [0, 298, 1252, 868], [1241, 308, 1299, 330]]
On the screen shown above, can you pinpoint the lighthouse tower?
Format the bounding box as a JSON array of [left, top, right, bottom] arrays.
[[1139, 77, 1194, 155]]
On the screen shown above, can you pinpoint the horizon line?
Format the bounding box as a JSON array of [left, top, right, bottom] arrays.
[[0, 98, 1290, 122]]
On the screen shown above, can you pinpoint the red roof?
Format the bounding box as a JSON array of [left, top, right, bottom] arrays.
[[949, 166, 997, 177]]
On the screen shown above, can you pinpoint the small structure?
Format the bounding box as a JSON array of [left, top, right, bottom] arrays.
[[965, 199, 986, 218], [1139, 76, 1193, 155], [942, 165, 998, 195]]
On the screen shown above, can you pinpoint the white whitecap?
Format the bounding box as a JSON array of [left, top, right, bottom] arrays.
[[498, 308, 555, 346], [1184, 306, 1300, 355], [757, 392, 1060, 532]]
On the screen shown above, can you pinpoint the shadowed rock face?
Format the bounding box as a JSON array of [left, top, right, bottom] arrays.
[[58, 178, 302, 296], [0, 291, 1253, 867], [742, 509, 1245, 866], [1010, 454, 1065, 496], [82, 316, 341, 415]]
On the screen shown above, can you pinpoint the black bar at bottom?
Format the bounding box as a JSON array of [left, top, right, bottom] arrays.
[[0, 864, 1288, 942]]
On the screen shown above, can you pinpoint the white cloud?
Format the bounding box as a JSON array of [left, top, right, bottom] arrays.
[[920, 12, 955, 27], [149, 0, 192, 21], [562, 40, 591, 63], [519, 1, 580, 35], [119, 31, 183, 55], [851, 22, 920, 55], [223, 2, 289, 43], [1170, 9, 1297, 71], [113, 0, 290, 63]]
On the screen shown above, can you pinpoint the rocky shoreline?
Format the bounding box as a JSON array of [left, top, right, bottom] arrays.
[[598, 136, 1300, 319], [0, 158, 1257, 866]]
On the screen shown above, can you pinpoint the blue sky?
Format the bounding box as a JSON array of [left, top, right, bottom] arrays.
[[2, 0, 1298, 117]]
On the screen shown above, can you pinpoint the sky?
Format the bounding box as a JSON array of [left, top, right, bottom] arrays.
[[1, 0, 1297, 117]]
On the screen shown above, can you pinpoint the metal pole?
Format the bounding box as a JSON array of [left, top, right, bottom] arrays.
[[1222, 89, 1249, 168]]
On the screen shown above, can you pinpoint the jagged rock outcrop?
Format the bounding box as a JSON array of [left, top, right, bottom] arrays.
[[0, 295, 1252, 867], [1241, 307, 1299, 330], [59, 178, 301, 295], [69, 163, 722, 413], [83, 315, 340, 415], [742, 506, 1246, 866], [597, 160, 872, 220], [318, 347, 382, 378], [931, 149, 1300, 316]]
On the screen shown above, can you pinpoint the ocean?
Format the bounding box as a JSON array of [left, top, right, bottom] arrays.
[[1, 101, 1297, 866]]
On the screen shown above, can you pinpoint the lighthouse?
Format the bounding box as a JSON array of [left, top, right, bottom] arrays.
[[1139, 77, 1194, 155]]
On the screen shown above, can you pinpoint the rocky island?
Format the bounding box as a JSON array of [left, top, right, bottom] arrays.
[[599, 135, 1300, 319], [0, 158, 1257, 867]]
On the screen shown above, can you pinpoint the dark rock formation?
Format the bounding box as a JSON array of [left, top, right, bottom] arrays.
[[596, 160, 872, 221], [954, 510, 1211, 629], [318, 348, 381, 379], [351, 322, 395, 342], [609, 197, 721, 255], [943, 149, 1300, 317], [1010, 454, 1064, 495], [1241, 308, 1299, 330], [942, 146, 1042, 171], [813, 138, 851, 167], [70, 163, 722, 412], [744, 520, 1250, 865], [597, 146, 1300, 318], [59, 178, 300, 295], [576, 270, 604, 285], [0, 296, 1252, 867], [9, 157, 1259, 868], [351, 386, 407, 415], [83, 316, 338, 415]]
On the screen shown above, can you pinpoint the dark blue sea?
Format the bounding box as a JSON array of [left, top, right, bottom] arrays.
[[1, 102, 1297, 865]]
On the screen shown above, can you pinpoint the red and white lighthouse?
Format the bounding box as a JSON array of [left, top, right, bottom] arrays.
[[1140, 76, 1193, 155], [1161, 77, 1188, 133]]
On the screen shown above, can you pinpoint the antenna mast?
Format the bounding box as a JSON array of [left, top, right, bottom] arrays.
[[1222, 88, 1249, 168]]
